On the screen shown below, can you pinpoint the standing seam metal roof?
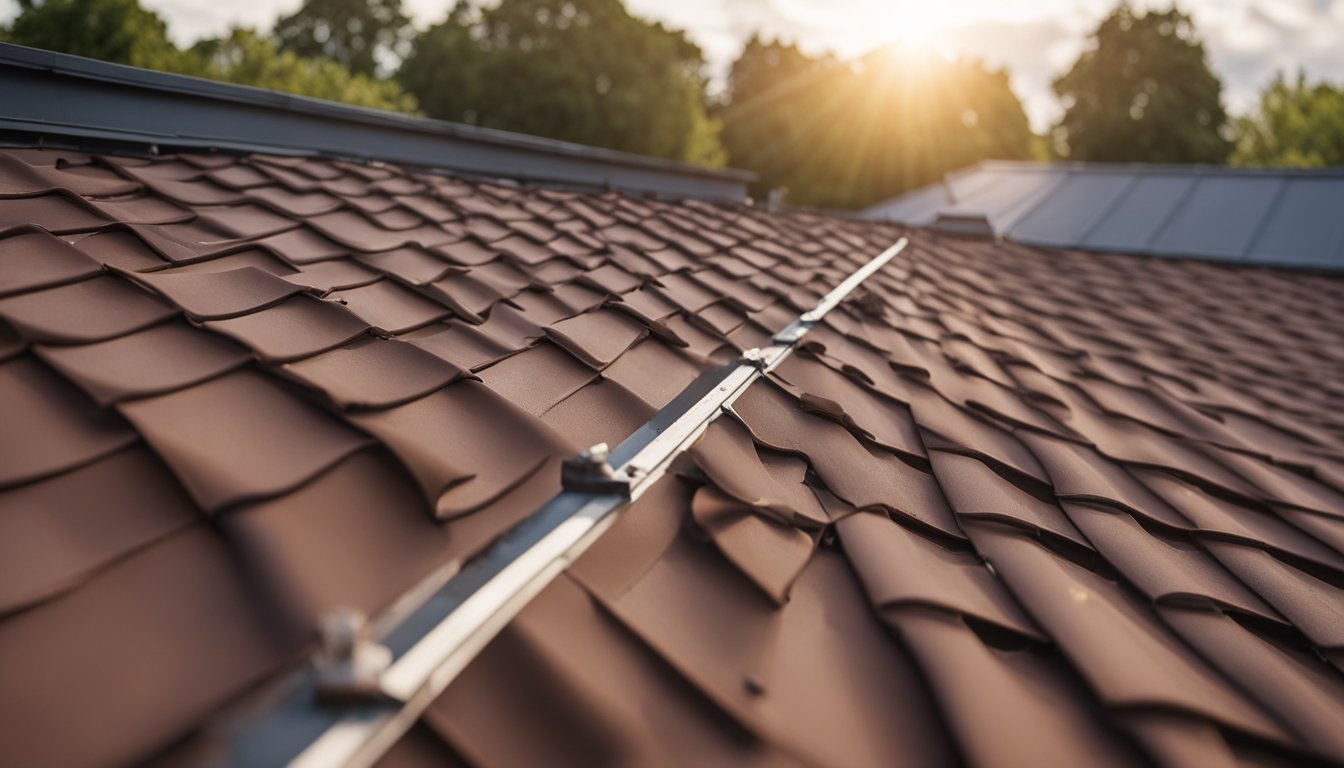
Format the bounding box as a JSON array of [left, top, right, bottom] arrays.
[[862, 160, 1344, 269]]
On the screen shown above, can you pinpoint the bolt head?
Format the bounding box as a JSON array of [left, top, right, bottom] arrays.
[[585, 442, 611, 464]]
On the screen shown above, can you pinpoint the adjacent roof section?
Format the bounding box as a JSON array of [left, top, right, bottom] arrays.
[[0, 43, 754, 203], [863, 161, 1344, 270]]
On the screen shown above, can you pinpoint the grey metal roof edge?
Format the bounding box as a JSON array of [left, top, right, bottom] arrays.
[[0, 43, 755, 201], [973, 159, 1344, 179], [1050, 240, 1344, 274]]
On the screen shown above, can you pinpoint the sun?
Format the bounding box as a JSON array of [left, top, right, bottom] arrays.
[[879, 3, 955, 49], [890, 17, 939, 45]]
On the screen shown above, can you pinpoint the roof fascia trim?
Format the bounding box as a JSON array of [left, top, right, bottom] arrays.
[[0, 43, 755, 202]]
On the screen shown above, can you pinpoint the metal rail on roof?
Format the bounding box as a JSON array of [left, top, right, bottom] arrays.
[[0, 43, 754, 202], [220, 237, 908, 767]]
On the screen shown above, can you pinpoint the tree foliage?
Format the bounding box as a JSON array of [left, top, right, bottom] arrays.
[[1052, 4, 1231, 163], [273, 0, 413, 77], [1232, 72, 1344, 168], [719, 39, 1034, 209], [4, 0, 186, 71], [3, 0, 416, 112], [192, 29, 417, 111], [398, 0, 725, 166]]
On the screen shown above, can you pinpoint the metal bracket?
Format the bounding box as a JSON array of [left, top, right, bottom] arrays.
[[560, 443, 631, 496], [770, 322, 810, 346], [312, 610, 393, 704], [740, 347, 769, 369]]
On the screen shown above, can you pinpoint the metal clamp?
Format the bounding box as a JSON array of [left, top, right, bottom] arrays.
[[770, 322, 810, 345], [740, 347, 769, 369], [312, 610, 393, 703], [561, 443, 631, 495]]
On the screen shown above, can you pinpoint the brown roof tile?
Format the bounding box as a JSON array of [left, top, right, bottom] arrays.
[[202, 295, 370, 362], [0, 228, 102, 296], [280, 258, 381, 293], [280, 336, 463, 409], [118, 264, 304, 320], [328, 279, 451, 334], [221, 448, 451, 622], [0, 274, 177, 343], [35, 320, 250, 406], [0, 526, 292, 768], [543, 309, 648, 370], [538, 377, 656, 451], [348, 379, 573, 518], [474, 341, 597, 415], [117, 369, 372, 511], [0, 446, 194, 615], [0, 356, 137, 486]]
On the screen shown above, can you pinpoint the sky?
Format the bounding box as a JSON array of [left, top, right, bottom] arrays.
[[6, 0, 1344, 130]]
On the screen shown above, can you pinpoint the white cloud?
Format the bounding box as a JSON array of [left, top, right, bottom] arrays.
[[629, 0, 1344, 129], [3, 0, 1343, 130]]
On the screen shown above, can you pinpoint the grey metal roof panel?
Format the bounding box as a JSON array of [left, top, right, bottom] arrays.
[[870, 162, 1344, 271], [1009, 172, 1137, 248], [944, 166, 1003, 200], [943, 168, 1067, 232], [1079, 174, 1197, 253], [1244, 178, 1344, 269], [1148, 175, 1284, 261], [862, 182, 952, 226]]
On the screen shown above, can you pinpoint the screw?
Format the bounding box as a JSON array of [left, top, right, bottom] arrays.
[[583, 442, 610, 465], [744, 675, 766, 696]]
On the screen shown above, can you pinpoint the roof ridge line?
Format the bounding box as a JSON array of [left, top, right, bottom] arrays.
[[0, 43, 754, 202], [225, 237, 907, 768]]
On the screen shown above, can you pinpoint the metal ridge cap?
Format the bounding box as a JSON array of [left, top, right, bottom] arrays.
[[221, 237, 908, 768], [0, 116, 722, 198], [0, 42, 756, 185]]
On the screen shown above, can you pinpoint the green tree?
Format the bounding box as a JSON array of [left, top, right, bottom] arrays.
[[193, 29, 417, 112], [274, 0, 414, 77], [4, 0, 187, 71], [398, 0, 725, 166], [1232, 71, 1344, 167], [719, 41, 1034, 209], [1052, 4, 1231, 163], [3, 0, 416, 113]]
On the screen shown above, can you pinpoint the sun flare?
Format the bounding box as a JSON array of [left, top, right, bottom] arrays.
[[883, 3, 954, 45], [889, 16, 939, 45]]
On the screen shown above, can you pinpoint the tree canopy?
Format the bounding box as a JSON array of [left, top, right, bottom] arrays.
[[718, 40, 1035, 209], [397, 0, 725, 166], [2, 0, 416, 112], [4, 0, 186, 71], [1052, 4, 1231, 163], [19, 0, 1344, 208], [1233, 72, 1344, 168], [273, 0, 413, 77], [193, 29, 417, 111]]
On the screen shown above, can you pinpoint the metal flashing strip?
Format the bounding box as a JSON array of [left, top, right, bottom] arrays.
[[0, 43, 753, 202], [229, 238, 907, 768]]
